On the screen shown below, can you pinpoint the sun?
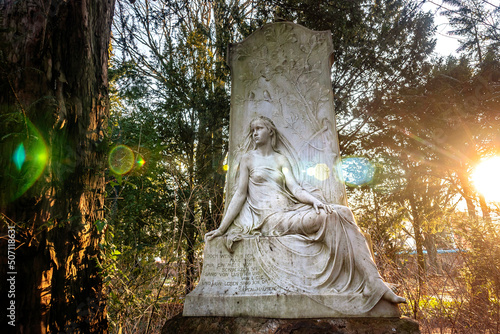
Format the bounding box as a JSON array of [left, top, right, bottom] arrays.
[[471, 156, 500, 203]]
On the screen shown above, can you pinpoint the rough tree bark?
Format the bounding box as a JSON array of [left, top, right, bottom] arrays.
[[0, 0, 115, 333], [423, 233, 442, 275]]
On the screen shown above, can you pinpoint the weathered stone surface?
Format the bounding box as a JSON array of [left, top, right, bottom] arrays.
[[162, 315, 421, 334], [184, 238, 401, 318]]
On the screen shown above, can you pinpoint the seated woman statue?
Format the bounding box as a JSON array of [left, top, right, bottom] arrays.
[[206, 116, 405, 308]]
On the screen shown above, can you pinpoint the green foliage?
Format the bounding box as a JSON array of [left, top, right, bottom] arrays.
[[110, 1, 267, 302], [391, 210, 500, 333]]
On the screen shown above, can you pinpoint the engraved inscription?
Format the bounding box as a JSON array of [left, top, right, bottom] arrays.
[[198, 243, 282, 295]]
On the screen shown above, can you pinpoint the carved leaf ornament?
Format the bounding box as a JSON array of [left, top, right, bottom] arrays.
[[228, 22, 346, 205]]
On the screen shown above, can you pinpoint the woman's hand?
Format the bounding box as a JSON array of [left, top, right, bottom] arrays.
[[313, 201, 334, 214], [205, 228, 224, 241]]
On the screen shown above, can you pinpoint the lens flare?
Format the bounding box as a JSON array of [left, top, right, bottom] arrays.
[[4, 118, 49, 203], [471, 156, 500, 202], [13, 143, 26, 170], [136, 154, 146, 169], [341, 157, 375, 187], [307, 163, 330, 181], [108, 145, 135, 175]]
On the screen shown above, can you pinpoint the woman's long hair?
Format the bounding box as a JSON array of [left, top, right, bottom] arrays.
[[236, 115, 303, 180]]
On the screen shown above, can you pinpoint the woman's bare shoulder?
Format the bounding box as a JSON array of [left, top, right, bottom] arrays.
[[240, 151, 255, 167], [241, 151, 255, 160], [274, 152, 291, 165]]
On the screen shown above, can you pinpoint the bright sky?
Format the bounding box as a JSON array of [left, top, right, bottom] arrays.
[[422, 1, 462, 56], [422, 0, 500, 57]]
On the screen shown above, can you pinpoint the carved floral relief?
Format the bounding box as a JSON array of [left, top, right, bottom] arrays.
[[228, 22, 346, 205]]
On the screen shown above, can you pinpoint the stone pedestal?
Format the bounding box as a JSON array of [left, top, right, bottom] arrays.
[[183, 238, 400, 318], [162, 315, 421, 334]]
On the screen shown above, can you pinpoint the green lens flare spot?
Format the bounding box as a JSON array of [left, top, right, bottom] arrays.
[[341, 157, 375, 187], [36, 149, 48, 163], [13, 143, 26, 170], [4, 117, 49, 203], [136, 154, 145, 169], [109, 145, 135, 175]]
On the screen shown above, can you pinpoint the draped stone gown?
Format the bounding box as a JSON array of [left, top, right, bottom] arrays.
[[223, 165, 388, 314]]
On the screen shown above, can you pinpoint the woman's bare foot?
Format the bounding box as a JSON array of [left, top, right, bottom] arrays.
[[382, 288, 406, 304], [363, 278, 406, 304]]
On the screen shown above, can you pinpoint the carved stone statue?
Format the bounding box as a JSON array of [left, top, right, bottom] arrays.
[[183, 22, 404, 318]]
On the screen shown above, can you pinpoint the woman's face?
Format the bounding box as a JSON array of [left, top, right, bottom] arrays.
[[251, 120, 272, 146]]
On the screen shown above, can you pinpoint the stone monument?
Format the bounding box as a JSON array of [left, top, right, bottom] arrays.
[[172, 22, 417, 332]]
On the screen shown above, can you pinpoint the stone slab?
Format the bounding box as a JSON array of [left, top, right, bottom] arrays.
[[183, 238, 401, 318], [162, 315, 421, 334], [184, 294, 400, 318]]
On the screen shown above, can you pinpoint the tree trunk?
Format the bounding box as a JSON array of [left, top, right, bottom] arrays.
[[408, 187, 426, 319], [212, 0, 231, 229], [185, 124, 198, 294], [423, 233, 442, 275], [0, 1, 115, 333], [457, 170, 477, 220], [478, 194, 491, 222]]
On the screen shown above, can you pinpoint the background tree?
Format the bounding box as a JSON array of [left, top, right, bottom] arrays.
[[0, 0, 115, 332], [441, 0, 500, 64], [111, 0, 269, 294], [355, 50, 500, 322]]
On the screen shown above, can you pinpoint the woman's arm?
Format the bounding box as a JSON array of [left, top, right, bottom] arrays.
[[206, 155, 250, 240], [280, 156, 333, 214]]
